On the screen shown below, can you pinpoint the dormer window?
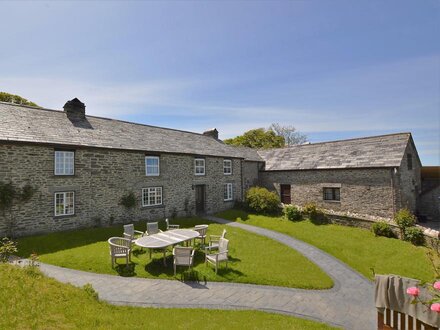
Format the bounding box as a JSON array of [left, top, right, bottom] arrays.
[[54, 150, 74, 175]]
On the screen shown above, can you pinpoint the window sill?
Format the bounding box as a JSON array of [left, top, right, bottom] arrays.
[[53, 214, 76, 219], [224, 199, 233, 202], [323, 200, 341, 203], [53, 175, 76, 178], [142, 204, 165, 209]]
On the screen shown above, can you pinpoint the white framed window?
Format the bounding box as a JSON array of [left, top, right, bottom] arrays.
[[145, 156, 160, 176], [224, 183, 233, 201], [54, 150, 74, 175], [223, 159, 232, 175], [194, 158, 205, 176], [142, 187, 163, 207], [54, 192, 75, 216]]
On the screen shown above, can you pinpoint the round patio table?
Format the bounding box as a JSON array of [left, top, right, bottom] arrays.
[[134, 229, 200, 266]]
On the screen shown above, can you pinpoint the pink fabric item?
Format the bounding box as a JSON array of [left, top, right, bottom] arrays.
[[430, 303, 440, 313], [406, 287, 420, 297], [434, 281, 440, 290]]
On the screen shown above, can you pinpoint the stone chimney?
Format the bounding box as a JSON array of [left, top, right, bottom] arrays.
[[203, 128, 219, 139], [63, 98, 86, 120]]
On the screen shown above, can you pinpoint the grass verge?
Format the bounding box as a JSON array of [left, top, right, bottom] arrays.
[[216, 209, 435, 282], [17, 217, 333, 289], [0, 263, 337, 330]]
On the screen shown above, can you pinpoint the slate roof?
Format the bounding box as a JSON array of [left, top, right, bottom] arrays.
[[0, 102, 254, 159], [258, 133, 412, 170]]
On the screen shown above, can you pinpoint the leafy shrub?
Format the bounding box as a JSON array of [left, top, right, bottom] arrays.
[[83, 283, 99, 300], [302, 202, 317, 215], [284, 205, 302, 221], [394, 208, 416, 238], [302, 202, 328, 224], [245, 187, 281, 214], [119, 192, 137, 209], [403, 227, 425, 246], [0, 237, 18, 263], [371, 221, 395, 238]]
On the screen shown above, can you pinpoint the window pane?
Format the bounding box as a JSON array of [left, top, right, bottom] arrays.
[[55, 151, 74, 175]]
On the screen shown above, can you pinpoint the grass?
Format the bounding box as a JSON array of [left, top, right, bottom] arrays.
[[216, 209, 436, 282], [17, 217, 333, 289], [0, 263, 337, 330]]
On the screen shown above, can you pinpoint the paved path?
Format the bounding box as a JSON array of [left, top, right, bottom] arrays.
[[31, 216, 376, 330]]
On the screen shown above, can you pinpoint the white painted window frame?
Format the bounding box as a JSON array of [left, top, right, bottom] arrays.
[[142, 187, 163, 207], [54, 191, 75, 216], [223, 159, 232, 175], [224, 183, 233, 201], [194, 158, 205, 176], [54, 150, 75, 175], [145, 156, 160, 176]]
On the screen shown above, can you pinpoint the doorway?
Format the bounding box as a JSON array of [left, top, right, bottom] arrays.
[[195, 185, 205, 213], [280, 184, 291, 204]]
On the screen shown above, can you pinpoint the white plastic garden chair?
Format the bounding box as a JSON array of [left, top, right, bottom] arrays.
[[205, 238, 229, 274], [207, 229, 227, 251], [193, 224, 208, 247], [146, 221, 162, 235], [123, 224, 144, 243], [173, 246, 195, 275], [165, 218, 180, 230], [108, 237, 132, 268]]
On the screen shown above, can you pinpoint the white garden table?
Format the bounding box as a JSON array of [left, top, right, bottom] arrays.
[[134, 229, 200, 266]]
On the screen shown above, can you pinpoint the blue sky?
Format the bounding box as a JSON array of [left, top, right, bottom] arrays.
[[1, 0, 439, 164]]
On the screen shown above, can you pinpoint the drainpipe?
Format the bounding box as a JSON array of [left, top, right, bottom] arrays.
[[240, 159, 244, 202], [391, 168, 397, 215]]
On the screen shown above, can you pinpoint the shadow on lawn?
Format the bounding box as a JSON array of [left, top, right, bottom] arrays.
[[115, 263, 137, 277]]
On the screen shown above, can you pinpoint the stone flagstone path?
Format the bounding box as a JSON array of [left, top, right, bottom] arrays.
[[32, 216, 376, 330]]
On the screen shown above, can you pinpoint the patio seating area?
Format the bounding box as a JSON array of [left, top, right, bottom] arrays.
[[112, 220, 230, 275], [16, 216, 333, 289]]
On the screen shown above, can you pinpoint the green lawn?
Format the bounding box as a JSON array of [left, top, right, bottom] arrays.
[[216, 210, 436, 282], [17, 217, 333, 289], [0, 264, 337, 330]]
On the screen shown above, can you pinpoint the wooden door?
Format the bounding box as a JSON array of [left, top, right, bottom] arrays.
[[195, 185, 205, 213], [280, 184, 291, 204]]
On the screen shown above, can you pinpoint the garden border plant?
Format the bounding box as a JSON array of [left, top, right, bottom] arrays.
[[0, 181, 36, 237]]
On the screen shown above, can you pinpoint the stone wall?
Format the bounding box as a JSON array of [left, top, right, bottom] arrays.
[[259, 168, 395, 218], [0, 143, 242, 237], [419, 186, 440, 221], [242, 161, 261, 194], [395, 141, 422, 213]]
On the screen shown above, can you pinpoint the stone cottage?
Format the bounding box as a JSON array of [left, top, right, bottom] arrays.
[[257, 133, 422, 219], [0, 98, 427, 236]]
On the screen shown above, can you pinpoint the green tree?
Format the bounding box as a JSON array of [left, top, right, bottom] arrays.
[[0, 92, 39, 107], [224, 128, 285, 149]]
